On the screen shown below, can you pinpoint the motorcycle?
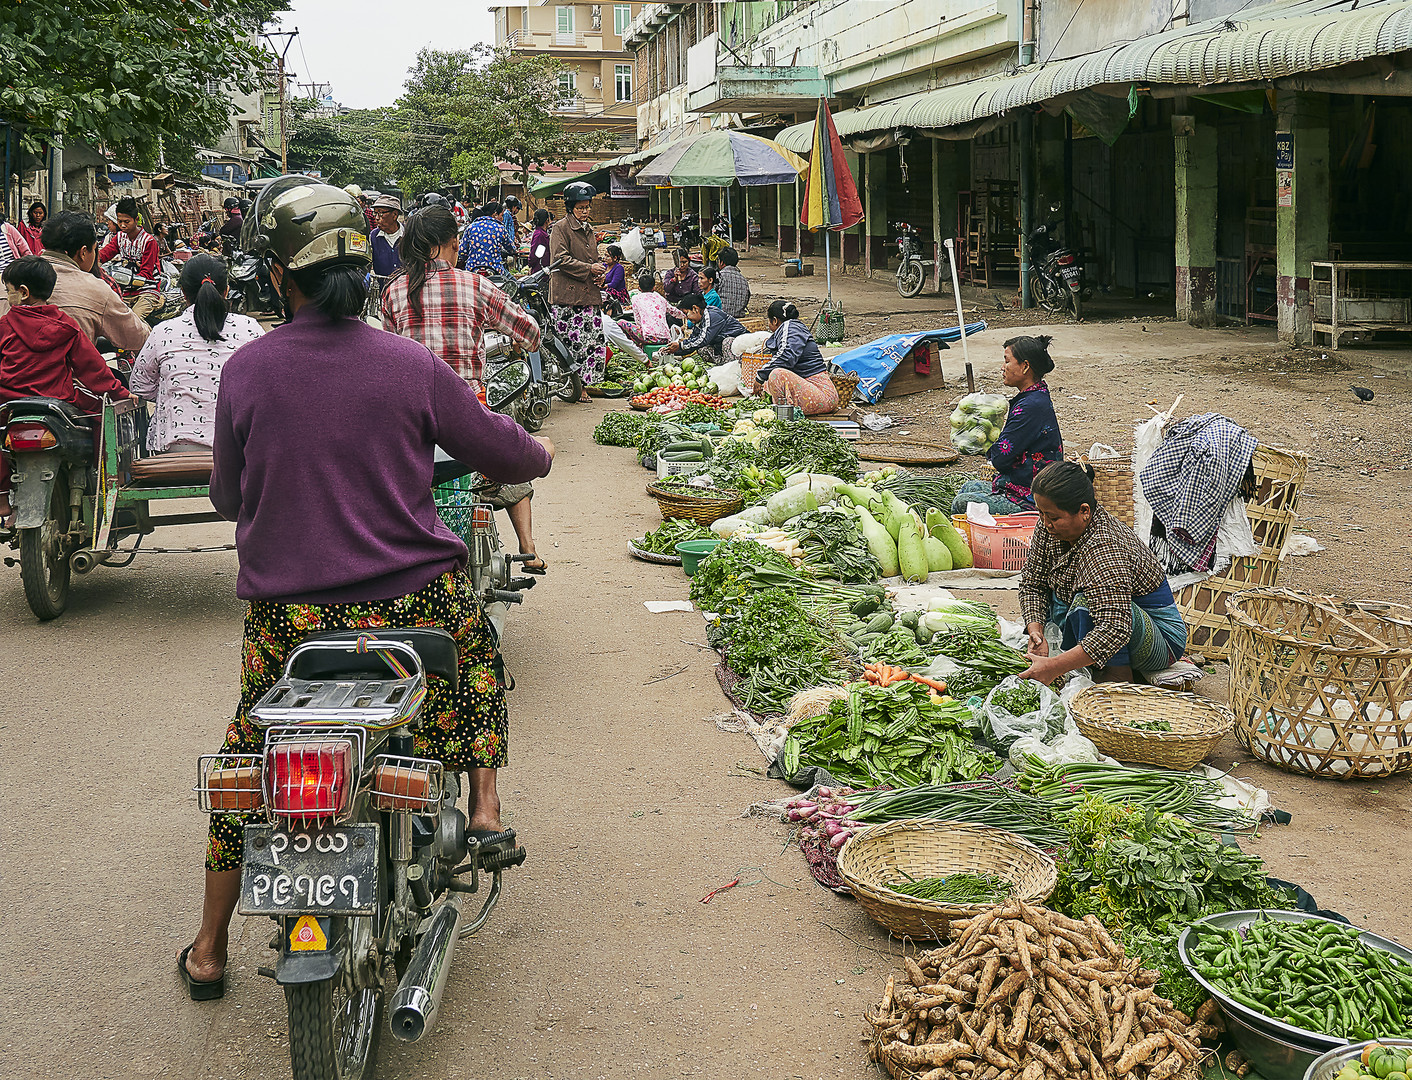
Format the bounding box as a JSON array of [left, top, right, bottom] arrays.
[[1026, 213, 1088, 320], [490, 266, 583, 432], [228, 249, 281, 317], [193, 401, 535, 1077], [105, 262, 186, 326], [893, 221, 937, 298], [673, 211, 701, 251]]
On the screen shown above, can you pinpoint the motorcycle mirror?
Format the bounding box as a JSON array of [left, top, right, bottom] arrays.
[[486, 359, 533, 410]]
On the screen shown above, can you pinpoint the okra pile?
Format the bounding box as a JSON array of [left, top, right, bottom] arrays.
[[1187, 914, 1412, 1039]]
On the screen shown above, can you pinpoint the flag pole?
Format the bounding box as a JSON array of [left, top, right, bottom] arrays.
[[824, 229, 832, 303]]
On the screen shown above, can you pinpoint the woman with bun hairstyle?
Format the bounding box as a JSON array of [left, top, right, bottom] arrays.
[[952, 334, 1064, 515], [748, 299, 838, 415], [1017, 460, 1188, 685], [129, 253, 263, 453]]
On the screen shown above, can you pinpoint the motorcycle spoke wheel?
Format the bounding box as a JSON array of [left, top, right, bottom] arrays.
[[285, 977, 382, 1080], [897, 262, 926, 298], [18, 473, 71, 621]]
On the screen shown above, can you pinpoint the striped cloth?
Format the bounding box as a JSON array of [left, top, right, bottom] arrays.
[[1049, 584, 1188, 673]]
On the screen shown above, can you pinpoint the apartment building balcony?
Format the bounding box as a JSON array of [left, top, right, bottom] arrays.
[[508, 28, 619, 53]]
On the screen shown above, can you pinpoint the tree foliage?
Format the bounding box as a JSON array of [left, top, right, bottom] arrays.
[[285, 102, 390, 189], [0, 0, 289, 171]]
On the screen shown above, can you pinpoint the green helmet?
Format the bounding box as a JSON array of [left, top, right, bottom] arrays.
[[241, 175, 371, 271]]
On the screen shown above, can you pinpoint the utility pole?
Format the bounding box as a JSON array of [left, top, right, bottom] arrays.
[[262, 29, 299, 173]]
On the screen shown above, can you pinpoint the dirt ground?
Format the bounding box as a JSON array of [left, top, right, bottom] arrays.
[[0, 271, 1408, 1079]]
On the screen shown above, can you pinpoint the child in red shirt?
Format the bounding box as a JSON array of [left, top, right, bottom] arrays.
[[0, 255, 129, 529]]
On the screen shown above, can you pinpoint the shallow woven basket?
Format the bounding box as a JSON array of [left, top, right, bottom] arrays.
[[1173, 444, 1309, 660], [627, 540, 681, 565], [857, 440, 961, 466], [1080, 456, 1136, 529], [1227, 588, 1412, 779], [738, 316, 768, 333], [1069, 684, 1234, 770], [644, 482, 743, 525], [837, 819, 1057, 941]]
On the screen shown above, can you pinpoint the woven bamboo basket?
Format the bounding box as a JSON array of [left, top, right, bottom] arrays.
[[644, 482, 743, 524], [837, 819, 1057, 941], [1069, 684, 1234, 770], [740, 351, 770, 386], [1227, 588, 1412, 779], [829, 369, 861, 402], [738, 316, 768, 333], [1080, 456, 1136, 529], [1173, 444, 1309, 661]]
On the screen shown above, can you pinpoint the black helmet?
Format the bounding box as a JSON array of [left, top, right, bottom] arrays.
[[242, 175, 370, 271], [563, 182, 596, 209], [223, 197, 241, 211], [504, 195, 522, 210], [421, 192, 448, 208]]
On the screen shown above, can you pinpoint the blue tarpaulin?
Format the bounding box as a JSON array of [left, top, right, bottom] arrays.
[[832, 322, 988, 404]]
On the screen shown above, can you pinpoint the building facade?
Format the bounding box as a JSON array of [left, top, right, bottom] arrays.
[[491, 0, 643, 159]]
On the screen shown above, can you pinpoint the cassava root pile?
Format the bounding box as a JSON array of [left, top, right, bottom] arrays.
[[864, 900, 1224, 1080]]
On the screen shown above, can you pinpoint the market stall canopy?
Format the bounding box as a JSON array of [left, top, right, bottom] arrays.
[[529, 168, 614, 197], [634, 129, 807, 188], [776, 0, 1412, 152]]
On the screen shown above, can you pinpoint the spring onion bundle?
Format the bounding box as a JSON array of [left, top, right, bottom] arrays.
[[850, 781, 1070, 848], [1016, 755, 1257, 831]]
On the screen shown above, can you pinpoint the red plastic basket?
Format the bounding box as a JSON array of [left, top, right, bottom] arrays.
[[968, 513, 1039, 572]]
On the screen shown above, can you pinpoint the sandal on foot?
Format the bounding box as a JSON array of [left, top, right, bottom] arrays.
[[178, 944, 225, 1001], [520, 555, 547, 575]]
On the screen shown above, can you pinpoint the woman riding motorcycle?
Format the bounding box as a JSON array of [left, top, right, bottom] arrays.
[[178, 178, 554, 1000]]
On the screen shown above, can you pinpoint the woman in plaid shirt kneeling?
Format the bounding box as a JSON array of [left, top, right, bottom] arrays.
[[1018, 461, 1187, 685]]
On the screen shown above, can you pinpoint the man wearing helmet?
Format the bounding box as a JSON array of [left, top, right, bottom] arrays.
[[181, 177, 553, 999], [547, 181, 606, 397], [218, 198, 244, 245]]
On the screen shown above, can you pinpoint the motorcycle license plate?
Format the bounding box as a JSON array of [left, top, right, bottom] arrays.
[[239, 823, 379, 916], [1060, 268, 1081, 284]]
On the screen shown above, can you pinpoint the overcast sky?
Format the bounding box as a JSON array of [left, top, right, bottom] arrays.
[[274, 0, 496, 110]]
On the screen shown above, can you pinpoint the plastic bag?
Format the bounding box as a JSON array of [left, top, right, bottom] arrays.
[[1009, 731, 1106, 767], [708, 359, 741, 397], [979, 675, 1067, 753], [601, 314, 646, 363], [731, 331, 771, 357], [949, 392, 1009, 454], [618, 227, 646, 266]]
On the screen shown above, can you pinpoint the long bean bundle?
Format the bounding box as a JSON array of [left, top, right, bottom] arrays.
[[1016, 755, 1257, 830]]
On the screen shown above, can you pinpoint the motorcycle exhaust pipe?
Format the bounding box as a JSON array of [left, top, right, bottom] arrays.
[[389, 898, 463, 1042], [70, 549, 98, 575]]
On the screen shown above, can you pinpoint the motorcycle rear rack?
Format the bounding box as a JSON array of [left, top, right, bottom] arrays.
[[251, 676, 424, 729]]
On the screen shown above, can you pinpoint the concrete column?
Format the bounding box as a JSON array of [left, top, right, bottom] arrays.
[[1276, 92, 1330, 343], [1173, 116, 1218, 324], [932, 139, 966, 293], [696, 187, 707, 230], [864, 152, 888, 278], [843, 149, 862, 266]]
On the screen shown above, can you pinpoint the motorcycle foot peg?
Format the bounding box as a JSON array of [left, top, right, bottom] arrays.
[[480, 846, 527, 873], [490, 590, 525, 605], [508, 576, 537, 591], [257, 966, 277, 980]]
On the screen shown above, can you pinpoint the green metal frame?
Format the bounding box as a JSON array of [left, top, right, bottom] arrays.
[[86, 398, 222, 551]]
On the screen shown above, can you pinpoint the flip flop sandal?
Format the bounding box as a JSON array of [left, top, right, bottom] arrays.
[[520, 556, 548, 575], [178, 944, 226, 1001]]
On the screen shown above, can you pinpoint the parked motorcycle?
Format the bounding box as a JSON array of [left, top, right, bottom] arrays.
[[893, 221, 938, 298], [490, 266, 583, 432], [673, 211, 701, 250], [1026, 213, 1088, 320]]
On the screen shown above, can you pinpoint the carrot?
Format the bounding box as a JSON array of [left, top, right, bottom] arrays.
[[910, 673, 949, 693]]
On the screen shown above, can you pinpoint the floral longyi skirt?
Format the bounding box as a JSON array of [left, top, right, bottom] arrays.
[[205, 571, 506, 872]]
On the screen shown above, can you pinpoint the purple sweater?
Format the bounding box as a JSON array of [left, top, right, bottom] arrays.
[[210, 307, 552, 603]]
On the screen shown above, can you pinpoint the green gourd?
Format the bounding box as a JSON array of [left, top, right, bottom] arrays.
[[926, 508, 973, 570], [923, 533, 953, 572], [853, 505, 900, 577], [896, 516, 929, 583], [879, 491, 912, 540]]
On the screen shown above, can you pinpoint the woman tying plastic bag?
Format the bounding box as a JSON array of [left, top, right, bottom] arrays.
[[1017, 461, 1188, 685], [747, 299, 838, 416]]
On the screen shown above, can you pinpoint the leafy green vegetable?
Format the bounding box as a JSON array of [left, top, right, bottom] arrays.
[[1053, 795, 1297, 1014], [990, 681, 1042, 717], [759, 419, 859, 482], [635, 518, 714, 554], [593, 411, 660, 448], [790, 509, 880, 583], [781, 681, 1000, 786], [688, 539, 794, 613], [886, 871, 1011, 904]]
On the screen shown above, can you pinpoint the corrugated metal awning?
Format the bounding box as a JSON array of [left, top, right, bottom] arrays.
[[776, 0, 1412, 153]]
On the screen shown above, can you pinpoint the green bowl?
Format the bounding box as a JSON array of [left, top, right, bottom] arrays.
[[676, 537, 722, 576]]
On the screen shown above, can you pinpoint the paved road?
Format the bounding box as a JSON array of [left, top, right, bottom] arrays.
[[0, 400, 884, 1080]]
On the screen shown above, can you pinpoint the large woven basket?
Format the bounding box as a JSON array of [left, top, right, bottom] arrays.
[[837, 819, 1057, 941], [738, 316, 768, 333], [740, 351, 770, 386], [829, 369, 861, 402], [1227, 588, 1412, 779], [1081, 456, 1136, 528], [1173, 444, 1309, 660], [644, 482, 743, 524], [1069, 684, 1234, 770]]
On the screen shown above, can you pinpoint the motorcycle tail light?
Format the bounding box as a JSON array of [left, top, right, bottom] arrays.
[[4, 423, 57, 451], [471, 505, 495, 531], [1057, 254, 1076, 265], [265, 739, 355, 823]]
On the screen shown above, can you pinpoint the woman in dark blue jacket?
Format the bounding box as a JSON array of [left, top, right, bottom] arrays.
[[952, 334, 1064, 515], [749, 299, 839, 415]]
